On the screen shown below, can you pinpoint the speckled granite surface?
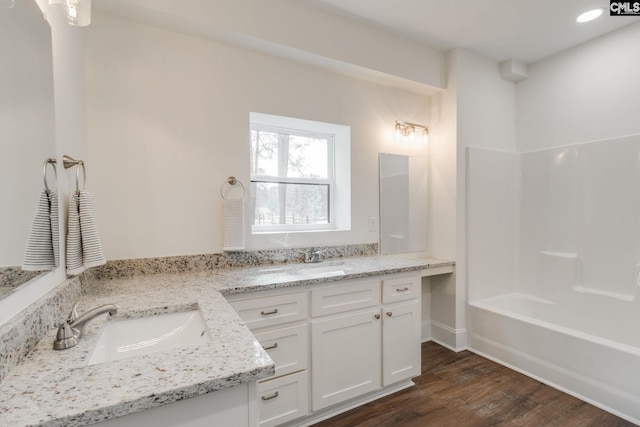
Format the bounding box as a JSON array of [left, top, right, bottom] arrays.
[[0, 276, 82, 384], [0, 254, 453, 426], [87, 243, 378, 280], [0, 267, 44, 300]]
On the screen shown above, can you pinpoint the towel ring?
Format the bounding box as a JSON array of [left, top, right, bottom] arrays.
[[63, 155, 87, 193], [42, 158, 57, 193], [220, 176, 246, 200]]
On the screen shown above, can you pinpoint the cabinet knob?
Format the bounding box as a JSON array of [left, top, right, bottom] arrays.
[[374, 314, 381, 319], [386, 311, 392, 317], [396, 287, 409, 292], [260, 308, 279, 316]]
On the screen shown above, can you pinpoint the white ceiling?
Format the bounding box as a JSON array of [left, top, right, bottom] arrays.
[[304, 0, 639, 63]]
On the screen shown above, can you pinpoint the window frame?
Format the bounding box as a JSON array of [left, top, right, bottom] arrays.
[[250, 125, 336, 233]]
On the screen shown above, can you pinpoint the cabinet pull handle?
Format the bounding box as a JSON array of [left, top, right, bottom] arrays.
[[396, 287, 409, 292], [260, 308, 279, 316], [374, 314, 381, 319], [261, 391, 279, 401], [387, 311, 393, 317], [263, 342, 278, 351]]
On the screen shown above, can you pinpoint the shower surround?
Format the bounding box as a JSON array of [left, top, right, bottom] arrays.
[[466, 134, 640, 425]]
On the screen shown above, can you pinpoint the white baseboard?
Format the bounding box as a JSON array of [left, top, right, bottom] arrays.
[[430, 320, 467, 352]]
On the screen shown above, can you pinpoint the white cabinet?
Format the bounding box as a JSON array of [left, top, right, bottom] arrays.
[[311, 308, 381, 411], [381, 275, 422, 386], [95, 382, 251, 427], [310, 274, 421, 411], [382, 300, 421, 386], [230, 292, 307, 330], [256, 371, 308, 427], [253, 324, 308, 378], [229, 272, 421, 426], [229, 292, 310, 427], [311, 280, 380, 317]]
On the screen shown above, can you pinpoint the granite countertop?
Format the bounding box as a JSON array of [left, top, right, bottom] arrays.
[[0, 255, 453, 426]]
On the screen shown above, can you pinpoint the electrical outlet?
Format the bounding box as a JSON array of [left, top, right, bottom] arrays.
[[368, 217, 377, 232]]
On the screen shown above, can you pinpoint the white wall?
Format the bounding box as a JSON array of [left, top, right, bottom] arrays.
[[429, 49, 516, 349], [517, 22, 640, 152], [93, 0, 446, 91], [84, 13, 431, 260]]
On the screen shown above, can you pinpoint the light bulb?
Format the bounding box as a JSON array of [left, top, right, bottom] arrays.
[[576, 8, 602, 23]]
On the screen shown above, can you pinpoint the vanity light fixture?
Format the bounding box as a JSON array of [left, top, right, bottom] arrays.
[[48, 0, 91, 26], [395, 121, 429, 144], [576, 8, 603, 23]]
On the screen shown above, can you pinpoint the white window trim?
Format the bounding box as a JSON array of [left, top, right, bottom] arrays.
[[249, 112, 350, 234]]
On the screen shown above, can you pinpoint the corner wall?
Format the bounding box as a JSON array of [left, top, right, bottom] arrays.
[[430, 49, 517, 350]]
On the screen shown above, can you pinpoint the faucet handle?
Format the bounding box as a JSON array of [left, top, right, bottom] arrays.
[[53, 321, 78, 350], [67, 302, 80, 322]]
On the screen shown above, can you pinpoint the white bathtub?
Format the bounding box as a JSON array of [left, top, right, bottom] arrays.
[[468, 293, 640, 425]]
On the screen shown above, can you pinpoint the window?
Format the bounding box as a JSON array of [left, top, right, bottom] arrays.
[[249, 113, 350, 233]]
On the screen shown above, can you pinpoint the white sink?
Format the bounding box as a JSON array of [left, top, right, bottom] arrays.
[[294, 263, 352, 278], [88, 310, 211, 365]]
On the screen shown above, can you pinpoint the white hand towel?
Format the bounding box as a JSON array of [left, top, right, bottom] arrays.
[[66, 191, 106, 276], [50, 190, 59, 268], [223, 198, 245, 251], [22, 190, 58, 271], [66, 191, 83, 275]]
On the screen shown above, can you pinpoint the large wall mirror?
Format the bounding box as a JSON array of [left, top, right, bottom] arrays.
[[379, 153, 429, 255], [0, 0, 56, 300]]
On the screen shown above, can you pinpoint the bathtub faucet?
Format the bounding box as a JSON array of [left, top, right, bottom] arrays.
[[53, 302, 119, 350]]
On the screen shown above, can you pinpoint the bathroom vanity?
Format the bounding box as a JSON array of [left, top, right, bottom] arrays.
[[0, 255, 453, 426]]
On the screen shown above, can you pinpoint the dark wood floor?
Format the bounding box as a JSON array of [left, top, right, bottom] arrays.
[[313, 342, 636, 427]]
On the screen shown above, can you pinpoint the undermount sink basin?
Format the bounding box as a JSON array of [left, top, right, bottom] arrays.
[[294, 263, 352, 277], [255, 262, 352, 278], [87, 310, 211, 365]]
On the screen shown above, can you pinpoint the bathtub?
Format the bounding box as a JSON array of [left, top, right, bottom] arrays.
[[468, 293, 640, 425]]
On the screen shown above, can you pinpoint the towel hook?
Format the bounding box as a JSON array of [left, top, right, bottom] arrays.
[[42, 158, 57, 193], [63, 155, 86, 193], [220, 176, 246, 200]]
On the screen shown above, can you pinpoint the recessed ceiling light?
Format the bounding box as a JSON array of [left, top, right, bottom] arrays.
[[576, 8, 603, 23]]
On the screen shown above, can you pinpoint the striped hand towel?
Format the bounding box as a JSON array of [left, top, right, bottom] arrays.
[[22, 190, 59, 271], [223, 198, 245, 251], [66, 191, 106, 276]]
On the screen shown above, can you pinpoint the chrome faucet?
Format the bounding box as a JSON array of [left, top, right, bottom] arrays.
[[53, 302, 119, 350], [305, 250, 326, 263]]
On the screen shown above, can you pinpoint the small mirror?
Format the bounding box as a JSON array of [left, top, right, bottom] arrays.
[[379, 153, 429, 254]]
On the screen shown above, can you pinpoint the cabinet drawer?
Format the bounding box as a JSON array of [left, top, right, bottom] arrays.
[[257, 371, 309, 427], [382, 275, 420, 304], [230, 292, 308, 330], [311, 280, 380, 317], [255, 324, 308, 378]]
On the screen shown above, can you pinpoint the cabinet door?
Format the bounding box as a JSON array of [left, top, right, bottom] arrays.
[[257, 371, 309, 427], [311, 309, 381, 411], [230, 292, 307, 330], [311, 280, 380, 317], [382, 300, 421, 386], [382, 274, 420, 304], [254, 324, 308, 378]]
